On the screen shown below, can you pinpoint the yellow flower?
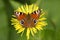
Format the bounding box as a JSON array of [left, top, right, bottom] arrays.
[[11, 4, 47, 40]]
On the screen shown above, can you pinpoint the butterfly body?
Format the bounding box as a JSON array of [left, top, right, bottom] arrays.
[[14, 9, 41, 27]]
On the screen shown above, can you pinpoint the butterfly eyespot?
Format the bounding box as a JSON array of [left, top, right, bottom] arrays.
[[37, 10, 40, 13], [37, 10, 39, 12], [32, 10, 40, 14], [34, 11, 36, 14], [20, 20, 24, 25], [32, 11, 36, 14], [20, 12, 23, 15], [33, 19, 37, 24], [14, 12, 19, 16], [14, 12, 16, 13]]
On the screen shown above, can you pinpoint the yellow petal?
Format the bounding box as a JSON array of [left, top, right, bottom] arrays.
[[36, 25, 43, 30], [14, 24, 21, 30], [11, 18, 18, 23], [29, 4, 33, 13], [38, 22, 47, 26], [21, 30, 24, 37], [40, 13, 45, 17], [25, 4, 28, 14], [21, 6, 25, 13], [12, 15, 16, 17], [32, 27, 37, 33], [26, 28, 30, 40], [33, 4, 38, 12], [15, 7, 22, 12], [39, 17, 46, 21], [30, 28, 34, 36], [17, 27, 25, 33], [35, 25, 41, 30]]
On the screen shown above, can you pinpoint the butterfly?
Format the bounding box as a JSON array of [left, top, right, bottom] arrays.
[[14, 9, 41, 27]]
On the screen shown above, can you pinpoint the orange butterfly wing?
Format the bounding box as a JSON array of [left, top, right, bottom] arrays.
[[30, 9, 41, 20], [14, 12, 26, 20]]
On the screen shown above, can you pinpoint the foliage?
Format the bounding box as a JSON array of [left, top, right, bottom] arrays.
[[0, 0, 60, 40]]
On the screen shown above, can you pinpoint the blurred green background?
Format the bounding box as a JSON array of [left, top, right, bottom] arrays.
[[0, 0, 60, 40]]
